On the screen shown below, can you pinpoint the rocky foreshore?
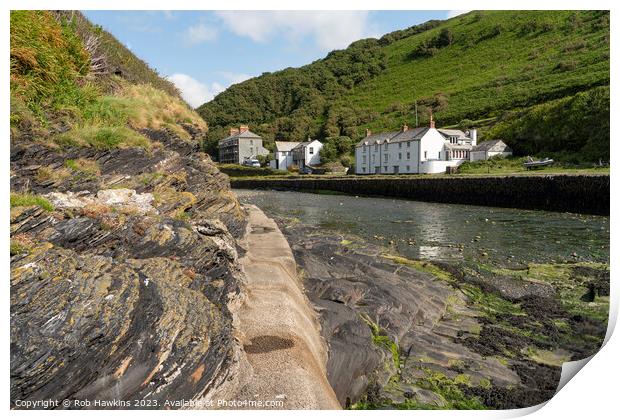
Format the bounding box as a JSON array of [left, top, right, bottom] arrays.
[[275, 220, 609, 409], [10, 126, 249, 407]]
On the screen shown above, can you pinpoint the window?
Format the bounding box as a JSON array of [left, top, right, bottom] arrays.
[[362, 167, 366, 172], [384, 154, 388, 161], [406, 165, 410, 171], [374, 144, 378, 152], [399, 142, 402, 149], [406, 152, 410, 159], [438, 151, 441, 159], [385, 143, 389, 151], [250, 140, 254, 145], [383, 166, 388, 172], [407, 141, 411, 147], [309, 147, 314, 154], [424, 151, 427, 159], [398, 152, 402, 160]]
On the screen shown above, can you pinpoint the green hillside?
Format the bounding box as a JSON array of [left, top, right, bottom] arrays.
[[197, 10, 609, 163], [10, 10, 200, 146]]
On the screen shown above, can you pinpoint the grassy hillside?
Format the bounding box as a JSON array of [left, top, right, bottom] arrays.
[[10, 10, 202, 148], [197, 10, 609, 163]]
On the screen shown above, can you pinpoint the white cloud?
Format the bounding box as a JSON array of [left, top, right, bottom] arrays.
[[214, 11, 375, 51], [183, 23, 218, 44], [217, 71, 252, 85], [168, 73, 224, 108], [446, 10, 472, 19]]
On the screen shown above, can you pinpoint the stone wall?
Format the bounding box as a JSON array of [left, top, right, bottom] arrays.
[[231, 175, 610, 215]]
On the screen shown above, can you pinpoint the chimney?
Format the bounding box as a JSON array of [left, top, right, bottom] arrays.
[[229, 127, 240, 136], [239, 125, 249, 133], [470, 129, 477, 146], [402, 124, 409, 132], [366, 128, 372, 137], [429, 111, 436, 129]]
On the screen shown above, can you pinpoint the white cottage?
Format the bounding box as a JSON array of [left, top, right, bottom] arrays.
[[292, 139, 323, 170], [355, 117, 479, 174], [470, 140, 513, 161], [270, 141, 300, 170]]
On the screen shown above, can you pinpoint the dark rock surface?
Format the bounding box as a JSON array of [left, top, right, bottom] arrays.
[[277, 222, 607, 409], [10, 126, 248, 408]]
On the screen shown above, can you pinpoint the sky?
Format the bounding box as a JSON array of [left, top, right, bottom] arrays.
[[83, 10, 467, 108]]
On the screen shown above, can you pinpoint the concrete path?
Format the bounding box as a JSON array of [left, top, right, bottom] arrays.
[[234, 205, 340, 409]]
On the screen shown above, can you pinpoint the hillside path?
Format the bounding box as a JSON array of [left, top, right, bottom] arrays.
[[235, 205, 340, 409]]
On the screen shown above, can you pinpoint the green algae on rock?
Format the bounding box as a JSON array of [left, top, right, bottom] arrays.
[[274, 221, 608, 410]]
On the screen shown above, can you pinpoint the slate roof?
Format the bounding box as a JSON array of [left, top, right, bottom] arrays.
[[219, 129, 262, 144], [472, 140, 512, 152], [292, 141, 311, 150], [391, 127, 430, 142], [437, 129, 471, 140], [355, 131, 401, 147], [274, 141, 301, 152], [292, 139, 322, 151]]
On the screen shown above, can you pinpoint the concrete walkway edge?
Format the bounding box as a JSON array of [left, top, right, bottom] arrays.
[[234, 205, 340, 409]]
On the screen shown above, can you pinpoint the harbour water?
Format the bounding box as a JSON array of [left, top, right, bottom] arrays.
[[235, 189, 609, 266]]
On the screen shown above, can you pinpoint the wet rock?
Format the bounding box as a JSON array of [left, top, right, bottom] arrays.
[[11, 247, 237, 406], [282, 225, 520, 407]]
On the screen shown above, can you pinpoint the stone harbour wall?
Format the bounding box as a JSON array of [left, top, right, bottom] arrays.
[[231, 175, 610, 215]]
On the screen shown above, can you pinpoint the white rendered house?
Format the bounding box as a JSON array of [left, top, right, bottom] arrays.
[[355, 118, 480, 175], [292, 139, 323, 170], [470, 140, 513, 161], [270, 141, 300, 170]]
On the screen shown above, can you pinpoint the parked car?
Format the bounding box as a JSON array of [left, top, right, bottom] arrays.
[[243, 159, 261, 167]]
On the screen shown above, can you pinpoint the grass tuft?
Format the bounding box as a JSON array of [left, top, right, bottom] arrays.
[[10, 193, 54, 211]]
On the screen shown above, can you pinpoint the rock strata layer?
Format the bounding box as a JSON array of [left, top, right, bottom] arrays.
[[10, 127, 247, 408], [277, 222, 607, 409]]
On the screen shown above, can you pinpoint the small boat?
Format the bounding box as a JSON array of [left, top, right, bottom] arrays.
[[523, 156, 554, 170]]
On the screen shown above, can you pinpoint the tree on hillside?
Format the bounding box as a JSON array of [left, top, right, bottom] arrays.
[[436, 28, 454, 47], [319, 136, 355, 164]]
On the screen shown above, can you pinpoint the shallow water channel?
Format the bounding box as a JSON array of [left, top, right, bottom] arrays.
[[235, 189, 609, 267]]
